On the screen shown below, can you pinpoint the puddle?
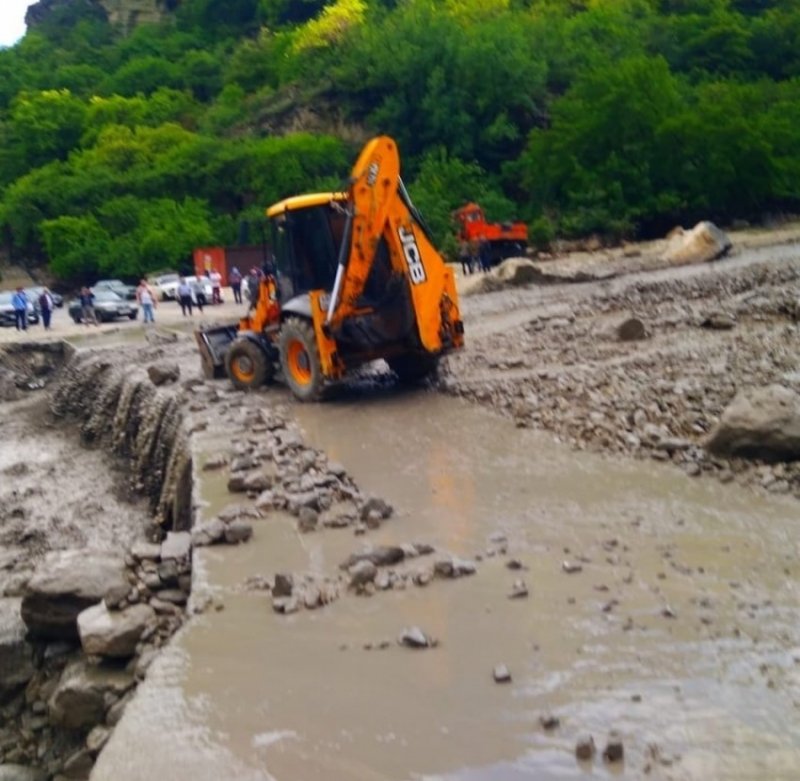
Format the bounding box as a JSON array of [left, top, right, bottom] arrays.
[[94, 389, 800, 781]]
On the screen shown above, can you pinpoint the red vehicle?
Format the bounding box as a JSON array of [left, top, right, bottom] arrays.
[[453, 202, 528, 266]]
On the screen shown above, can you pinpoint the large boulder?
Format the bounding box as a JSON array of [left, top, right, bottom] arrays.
[[77, 602, 156, 658], [706, 385, 800, 461], [0, 599, 35, 697], [48, 660, 134, 730], [494, 258, 543, 285], [662, 221, 732, 266], [21, 550, 127, 641]]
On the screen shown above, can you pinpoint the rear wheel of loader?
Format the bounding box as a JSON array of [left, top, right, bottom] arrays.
[[279, 318, 324, 402], [226, 339, 270, 391], [388, 354, 439, 384]]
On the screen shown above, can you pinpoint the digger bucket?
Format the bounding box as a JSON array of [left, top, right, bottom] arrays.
[[195, 325, 239, 379]]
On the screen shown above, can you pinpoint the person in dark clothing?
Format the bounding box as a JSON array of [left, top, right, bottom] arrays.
[[38, 289, 54, 330], [229, 267, 243, 304], [79, 287, 98, 326], [458, 240, 471, 275], [177, 278, 193, 316], [479, 235, 492, 272]]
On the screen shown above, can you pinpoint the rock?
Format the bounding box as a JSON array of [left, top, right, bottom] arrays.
[[0, 767, 47, 781], [509, 579, 529, 599], [359, 497, 393, 521], [0, 599, 35, 697], [223, 520, 253, 545], [147, 363, 180, 386], [21, 550, 127, 640], [297, 507, 318, 533], [613, 316, 647, 342], [706, 385, 800, 461], [540, 713, 560, 730], [103, 583, 129, 609], [575, 734, 596, 761], [272, 596, 300, 614], [340, 546, 405, 570], [48, 660, 134, 729], [399, 627, 434, 649], [493, 664, 512, 683], [153, 589, 186, 605], [191, 518, 225, 547], [86, 725, 111, 754], [349, 561, 378, 588], [0, 369, 21, 402], [562, 561, 583, 574], [160, 532, 192, 561], [603, 731, 625, 762], [273, 573, 293, 598], [663, 221, 732, 265], [701, 311, 736, 330], [243, 472, 272, 492], [77, 603, 156, 658], [129, 542, 160, 561], [303, 587, 321, 610], [61, 748, 93, 779], [201, 455, 228, 472]]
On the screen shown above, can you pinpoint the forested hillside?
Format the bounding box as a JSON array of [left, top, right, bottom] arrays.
[[1, 0, 799, 282]]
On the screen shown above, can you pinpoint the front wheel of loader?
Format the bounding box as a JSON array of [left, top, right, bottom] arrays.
[[226, 339, 270, 391], [279, 318, 324, 402]]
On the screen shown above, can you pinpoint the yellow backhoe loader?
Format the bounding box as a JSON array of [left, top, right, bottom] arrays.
[[195, 136, 464, 401]]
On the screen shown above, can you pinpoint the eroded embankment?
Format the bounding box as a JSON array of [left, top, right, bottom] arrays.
[[0, 342, 197, 779]]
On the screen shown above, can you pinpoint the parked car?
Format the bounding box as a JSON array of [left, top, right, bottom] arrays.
[[0, 291, 39, 327], [184, 275, 214, 304], [93, 279, 136, 300], [68, 289, 138, 323], [24, 286, 64, 311], [148, 273, 181, 301]]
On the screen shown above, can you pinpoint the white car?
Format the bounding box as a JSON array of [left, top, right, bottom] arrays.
[[149, 273, 181, 301]]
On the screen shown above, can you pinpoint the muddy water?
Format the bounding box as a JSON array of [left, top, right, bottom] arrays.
[[94, 389, 800, 781]]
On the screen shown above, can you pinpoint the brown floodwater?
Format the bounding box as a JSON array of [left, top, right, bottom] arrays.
[[93, 387, 800, 781]]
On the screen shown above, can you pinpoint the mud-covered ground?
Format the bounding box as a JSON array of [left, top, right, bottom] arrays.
[[441, 239, 800, 499]]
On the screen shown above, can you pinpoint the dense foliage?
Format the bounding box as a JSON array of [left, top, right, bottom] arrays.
[[1, 0, 798, 281]]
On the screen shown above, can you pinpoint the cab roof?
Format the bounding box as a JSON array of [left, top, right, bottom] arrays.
[[266, 192, 347, 218]]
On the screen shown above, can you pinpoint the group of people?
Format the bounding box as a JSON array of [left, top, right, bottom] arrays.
[[458, 236, 492, 275], [175, 268, 228, 317], [10, 286, 56, 331]]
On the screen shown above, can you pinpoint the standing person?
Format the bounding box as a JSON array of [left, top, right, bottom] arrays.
[[479, 235, 492, 272], [79, 287, 98, 326], [246, 268, 261, 307], [177, 278, 193, 316], [458, 240, 471, 275], [229, 267, 243, 304], [38, 288, 54, 330], [191, 277, 206, 313], [210, 268, 222, 305], [11, 287, 28, 331], [136, 279, 156, 324]]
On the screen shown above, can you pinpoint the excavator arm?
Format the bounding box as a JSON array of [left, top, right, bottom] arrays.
[[328, 136, 463, 354]]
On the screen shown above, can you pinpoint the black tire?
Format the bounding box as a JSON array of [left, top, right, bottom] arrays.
[[225, 339, 271, 391], [71, 313, 82, 324], [388, 353, 439, 384], [279, 317, 324, 402], [128, 311, 138, 320]]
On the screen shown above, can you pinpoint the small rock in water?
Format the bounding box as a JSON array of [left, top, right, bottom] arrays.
[[493, 664, 512, 683], [273, 573, 294, 597], [603, 730, 625, 762], [399, 626, 433, 648], [506, 559, 526, 570], [539, 713, 560, 730], [509, 579, 529, 599], [575, 734, 596, 761], [562, 561, 583, 574]]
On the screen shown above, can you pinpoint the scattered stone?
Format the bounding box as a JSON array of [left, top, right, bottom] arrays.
[[272, 596, 299, 614], [77, 602, 156, 658], [202, 455, 228, 471], [613, 316, 647, 342], [701, 311, 736, 330], [399, 627, 434, 649], [223, 520, 253, 545], [493, 664, 512, 683], [575, 734, 596, 761], [603, 730, 625, 762], [663, 221, 731, 265], [506, 559, 526, 570], [273, 574, 293, 598], [539, 713, 560, 730], [191, 518, 226, 547], [509, 579, 529, 599], [562, 561, 583, 574], [349, 561, 378, 589], [147, 363, 180, 386], [21, 550, 128, 640], [359, 497, 393, 521], [297, 507, 318, 533], [160, 532, 192, 561]]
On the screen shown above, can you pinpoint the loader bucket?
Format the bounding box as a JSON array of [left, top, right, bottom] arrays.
[[195, 325, 239, 379]]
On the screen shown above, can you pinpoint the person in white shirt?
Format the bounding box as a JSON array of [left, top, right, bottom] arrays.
[[136, 279, 157, 323], [210, 269, 222, 304]]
